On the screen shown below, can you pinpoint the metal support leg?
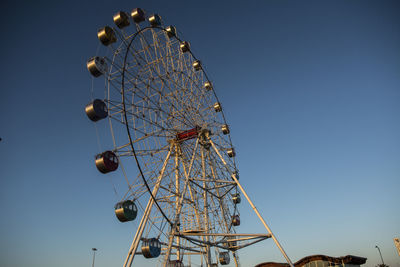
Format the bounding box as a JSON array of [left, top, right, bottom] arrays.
[[201, 147, 212, 267], [210, 140, 294, 267], [175, 144, 181, 261], [232, 251, 239, 267]]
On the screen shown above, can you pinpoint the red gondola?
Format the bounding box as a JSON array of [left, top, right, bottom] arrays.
[[95, 151, 118, 173]]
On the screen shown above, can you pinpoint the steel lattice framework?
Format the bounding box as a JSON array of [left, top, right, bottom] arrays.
[[86, 8, 293, 267]]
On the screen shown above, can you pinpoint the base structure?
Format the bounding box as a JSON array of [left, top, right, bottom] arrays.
[[122, 137, 294, 267]]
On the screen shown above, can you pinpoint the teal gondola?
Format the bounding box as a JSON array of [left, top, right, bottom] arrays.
[[114, 200, 137, 222]]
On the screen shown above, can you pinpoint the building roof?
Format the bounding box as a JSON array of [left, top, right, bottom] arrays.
[[255, 255, 367, 267]]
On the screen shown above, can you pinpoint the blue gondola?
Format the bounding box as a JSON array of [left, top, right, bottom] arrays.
[[141, 238, 161, 258]]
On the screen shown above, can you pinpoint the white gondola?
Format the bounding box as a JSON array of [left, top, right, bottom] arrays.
[[193, 60, 202, 71], [113, 11, 130, 28], [213, 102, 222, 112], [219, 251, 230, 265], [131, 8, 145, 23], [221, 124, 230, 135], [97, 26, 117, 46], [141, 238, 161, 258], [227, 148, 235, 157], [87, 57, 107, 77], [149, 14, 162, 27], [166, 26, 177, 38], [180, 41, 190, 53], [204, 81, 213, 91]]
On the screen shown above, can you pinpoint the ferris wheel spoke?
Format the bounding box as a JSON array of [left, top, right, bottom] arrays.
[[207, 150, 237, 199], [125, 184, 149, 200], [139, 29, 173, 79], [184, 178, 208, 255], [132, 31, 207, 126], [149, 29, 166, 77], [162, 142, 203, 264], [118, 147, 168, 157], [119, 69, 195, 130], [108, 114, 161, 141], [137, 30, 160, 78], [211, 185, 233, 233], [107, 99, 187, 142], [108, 100, 168, 129]]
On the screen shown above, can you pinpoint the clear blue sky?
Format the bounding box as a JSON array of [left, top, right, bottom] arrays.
[[0, 1, 399, 267]]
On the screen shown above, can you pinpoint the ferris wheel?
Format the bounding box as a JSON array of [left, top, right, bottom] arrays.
[[85, 7, 293, 267]]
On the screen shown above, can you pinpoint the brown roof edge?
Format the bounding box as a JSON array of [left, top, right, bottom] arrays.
[[340, 255, 367, 265], [255, 254, 367, 267]]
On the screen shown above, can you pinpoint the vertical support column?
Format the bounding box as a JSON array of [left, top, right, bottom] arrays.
[[201, 146, 212, 266], [185, 140, 208, 259], [209, 140, 294, 267], [163, 144, 193, 266], [232, 251, 239, 267], [175, 144, 181, 261]]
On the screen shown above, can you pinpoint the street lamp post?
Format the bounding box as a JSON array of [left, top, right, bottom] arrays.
[[375, 245, 385, 266], [92, 248, 97, 267]]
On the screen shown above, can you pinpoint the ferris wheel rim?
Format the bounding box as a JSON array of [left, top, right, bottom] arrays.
[[117, 25, 237, 225], [121, 25, 173, 226]]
